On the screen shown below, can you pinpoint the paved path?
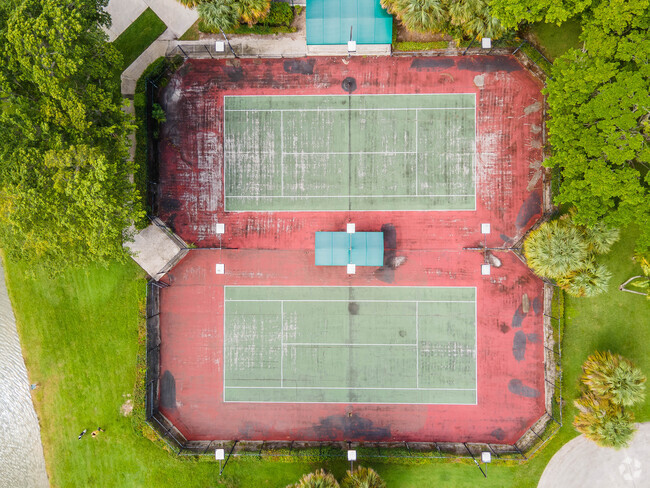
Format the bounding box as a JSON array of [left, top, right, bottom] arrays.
[[104, 0, 197, 41], [0, 259, 49, 487], [104, 0, 198, 95], [538, 423, 650, 487]]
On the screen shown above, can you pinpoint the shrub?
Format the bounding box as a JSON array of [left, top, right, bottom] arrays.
[[265, 1, 293, 26]]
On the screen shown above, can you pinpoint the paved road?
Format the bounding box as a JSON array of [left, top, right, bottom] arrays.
[[538, 423, 650, 488]]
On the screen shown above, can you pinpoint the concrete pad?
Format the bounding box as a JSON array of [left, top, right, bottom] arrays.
[[125, 223, 183, 279], [307, 44, 391, 56], [538, 423, 650, 488], [103, 0, 147, 41], [144, 0, 199, 38]]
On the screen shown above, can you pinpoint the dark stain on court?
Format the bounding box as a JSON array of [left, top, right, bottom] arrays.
[[160, 370, 176, 409], [284, 59, 316, 75], [314, 414, 390, 441], [508, 379, 540, 398], [410, 58, 455, 70]]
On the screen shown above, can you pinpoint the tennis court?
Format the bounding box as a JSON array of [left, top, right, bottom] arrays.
[[224, 94, 476, 211], [224, 286, 477, 404]]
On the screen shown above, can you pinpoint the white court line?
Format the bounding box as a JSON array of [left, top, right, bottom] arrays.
[[280, 301, 284, 386], [225, 194, 474, 198], [222, 299, 226, 401], [415, 108, 418, 197], [224, 107, 475, 112], [225, 386, 476, 391], [224, 151, 418, 155], [284, 342, 417, 347], [226, 299, 475, 303], [224, 93, 476, 98], [280, 111, 284, 196], [416, 301, 419, 389]]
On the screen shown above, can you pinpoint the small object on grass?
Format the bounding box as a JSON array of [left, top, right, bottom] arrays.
[[78, 429, 87, 440]]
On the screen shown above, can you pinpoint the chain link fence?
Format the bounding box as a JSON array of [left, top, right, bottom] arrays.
[[142, 42, 562, 470]]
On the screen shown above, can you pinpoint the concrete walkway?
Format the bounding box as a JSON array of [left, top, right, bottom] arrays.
[[103, 0, 198, 95], [0, 259, 49, 487], [104, 0, 198, 41], [538, 423, 650, 487]]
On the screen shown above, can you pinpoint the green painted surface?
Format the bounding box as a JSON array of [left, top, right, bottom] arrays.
[[224, 286, 476, 404], [224, 94, 476, 211]]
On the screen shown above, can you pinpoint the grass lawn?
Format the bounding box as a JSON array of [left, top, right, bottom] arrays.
[[526, 18, 582, 60], [6, 227, 648, 486], [112, 8, 167, 70]]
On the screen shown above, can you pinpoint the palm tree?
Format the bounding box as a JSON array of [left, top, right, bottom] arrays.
[[524, 219, 590, 280], [573, 391, 636, 449], [581, 351, 646, 407], [341, 466, 386, 488], [287, 469, 340, 488], [574, 395, 636, 449], [557, 263, 612, 297], [580, 222, 620, 255], [238, 0, 271, 25], [382, 0, 448, 33], [197, 0, 240, 32]]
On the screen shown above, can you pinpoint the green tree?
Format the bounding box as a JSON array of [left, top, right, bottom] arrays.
[[0, 0, 143, 269], [581, 351, 647, 407], [524, 219, 590, 279], [544, 0, 650, 252], [341, 467, 386, 488], [489, 0, 593, 28], [287, 469, 340, 488]]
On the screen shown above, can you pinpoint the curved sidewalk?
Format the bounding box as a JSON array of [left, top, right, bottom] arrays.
[[538, 423, 650, 487], [0, 260, 49, 487]]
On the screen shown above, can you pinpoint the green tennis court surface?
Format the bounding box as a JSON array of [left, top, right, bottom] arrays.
[[223, 94, 476, 211], [223, 286, 477, 404]]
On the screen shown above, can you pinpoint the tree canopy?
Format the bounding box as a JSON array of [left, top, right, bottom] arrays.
[[544, 0, 650, 252], [0, 0, 143, 269], [489, 0, 593, 28]]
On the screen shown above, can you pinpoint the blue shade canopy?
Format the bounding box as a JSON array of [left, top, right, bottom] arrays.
[[315, 232, 384, 266], [306, 0, 393, 45]]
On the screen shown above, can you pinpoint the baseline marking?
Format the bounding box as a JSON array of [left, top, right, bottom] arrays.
[[226, 299, 474, 303], [285, 342, 417, 347], [280, 300, 284, 387], [225, 386, 476, 391], [416, 301, 419, 389], [225, 194, 474, 199], [224, 107, 475, 113]]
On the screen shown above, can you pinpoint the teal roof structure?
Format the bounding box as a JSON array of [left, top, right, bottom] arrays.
[[306, 0, 393, 45], [315, 232, 384, 266]]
